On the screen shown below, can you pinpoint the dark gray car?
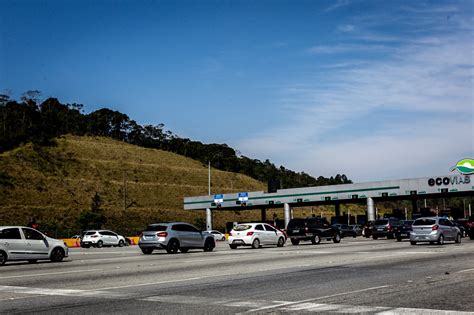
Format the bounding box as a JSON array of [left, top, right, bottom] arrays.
[[138, 222, 215, 254]]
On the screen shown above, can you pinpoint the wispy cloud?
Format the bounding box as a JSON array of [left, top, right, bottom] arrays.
[[306, 43, 388, 54], [325, 0, 351, 13], [237, 31, 473, 181]]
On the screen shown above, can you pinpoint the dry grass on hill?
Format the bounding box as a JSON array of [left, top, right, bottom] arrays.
[[0, 136, 268, 233]]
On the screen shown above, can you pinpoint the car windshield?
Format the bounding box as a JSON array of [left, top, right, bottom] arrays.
[[413, 219, 436, 226], [403, 220, 414, 226], [145, 225, 168, 232], [234, 225, 252, 231], [374, 220, 388, 225]]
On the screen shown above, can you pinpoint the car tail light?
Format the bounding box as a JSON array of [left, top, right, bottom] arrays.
[[229, 232, 233, 236], [467, 221, 473, 228], [157, 232, 168, 237], [247, 231, 254, 236], [432, 225, 439, 231], [387, 224, 392, 231]]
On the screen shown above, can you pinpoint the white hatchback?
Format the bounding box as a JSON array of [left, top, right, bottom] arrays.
[[0, 226, 68, 265], [228, 223, 286, 249], [80, 230, 127, 248]]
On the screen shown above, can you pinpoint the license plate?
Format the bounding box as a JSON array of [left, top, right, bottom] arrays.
[[233, 240, 244, 244], [145, 236, 153, 239], [293, 229, 300, 233], [401, 233, 407, 237], [377, 228, 383, 231]]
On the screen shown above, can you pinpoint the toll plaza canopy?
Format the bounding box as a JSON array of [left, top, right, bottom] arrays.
[[184, 174, 473, 211]]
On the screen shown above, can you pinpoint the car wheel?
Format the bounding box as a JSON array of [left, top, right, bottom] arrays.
[[81, 244, 90, 248], [141, 248, 153, 255], [290, 238, 300, 246], [437, 234, 444, 245], [28, 259, 38, 264], [166, 239, 180, 254], [311, 234, 321, 245], [96, 241, 103, 248], [252, 238, 260, 249], [229, 244, 238, 249], [455, 233, 462, 244], [410, 241, 417, 245], [0, 251, 6, 265], [333, 233, 341, 243], [180, 248, 189, 253], [203, 238, 215, 252], [396, 237, 402, 242], [277, 237, 285, 247], [373, 235, 378, 240], [118, 240, 125, 247], [221, 236, 225, 241], [50, 248, 65, 262]]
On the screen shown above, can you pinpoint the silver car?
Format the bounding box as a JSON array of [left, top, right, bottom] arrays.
[[138, 222, 216, 254], [0, 226, 68, 265], [410, 217, 462, 245]]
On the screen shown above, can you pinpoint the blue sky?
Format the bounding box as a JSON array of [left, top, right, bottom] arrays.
[[1, 0, 473, 182]]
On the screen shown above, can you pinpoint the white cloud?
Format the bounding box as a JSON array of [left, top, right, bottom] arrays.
[[236, 34, 473, 182], [325, 0, 351, 13]]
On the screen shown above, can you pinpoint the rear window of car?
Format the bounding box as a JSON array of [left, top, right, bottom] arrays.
[[287, 219, 306, 228], [374, 220, 388, 225], [413, 219, 436, 226], [145, 225, 168, 232], [234, 225, 252, 231]]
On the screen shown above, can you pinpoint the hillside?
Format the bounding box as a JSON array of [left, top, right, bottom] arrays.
[[0, 135, 268, 235]]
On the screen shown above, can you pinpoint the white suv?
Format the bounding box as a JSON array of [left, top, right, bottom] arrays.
[[228, 223, 286, 249], [0, 226, 68, 265], [80, 230, 127, 248]]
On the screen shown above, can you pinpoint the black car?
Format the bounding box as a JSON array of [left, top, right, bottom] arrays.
[[372, 218, 401, 239], [454, 219, 469, 237], [394, 220, 413, 241], [332, 224, 357, 238], [286, 218, 341, 245], [362, 221, 374, 238], [467, 216, 474, 240]]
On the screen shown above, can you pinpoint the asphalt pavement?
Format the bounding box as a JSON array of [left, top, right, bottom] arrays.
[[0, 237, 473, 314]]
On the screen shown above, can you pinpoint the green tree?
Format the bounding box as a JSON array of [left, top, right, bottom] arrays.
[[78, 192, 107, 230]]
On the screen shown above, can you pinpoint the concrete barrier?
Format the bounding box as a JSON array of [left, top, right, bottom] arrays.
[[60, 237, 140, 248]]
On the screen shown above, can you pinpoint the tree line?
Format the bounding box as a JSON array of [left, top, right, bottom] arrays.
[[0, 91, 351, 188]]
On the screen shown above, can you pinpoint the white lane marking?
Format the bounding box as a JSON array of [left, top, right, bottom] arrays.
[[0, 269, 103, 280], [69, 252, 138, 255], [99, 277, 203, 290], [456, 268, 474, 273], [280, 302, 472, 314], [99, 265, 344, 291], [138, 294, 472, 314], [0, 285, 126, 299], [244, 285, 390, 313], [0, 294, 43, 302]]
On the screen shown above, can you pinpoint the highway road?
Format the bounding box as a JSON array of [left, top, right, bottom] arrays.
[[1, 237, 473, 314]]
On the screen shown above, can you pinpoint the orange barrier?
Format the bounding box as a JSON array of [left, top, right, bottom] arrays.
[[60, 237, 140, 248]]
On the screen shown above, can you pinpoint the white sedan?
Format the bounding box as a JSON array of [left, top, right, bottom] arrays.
[[228, 223, 286, 249]]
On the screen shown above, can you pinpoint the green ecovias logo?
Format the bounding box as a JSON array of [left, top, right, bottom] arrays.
[[450, 159, 474, 175]]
